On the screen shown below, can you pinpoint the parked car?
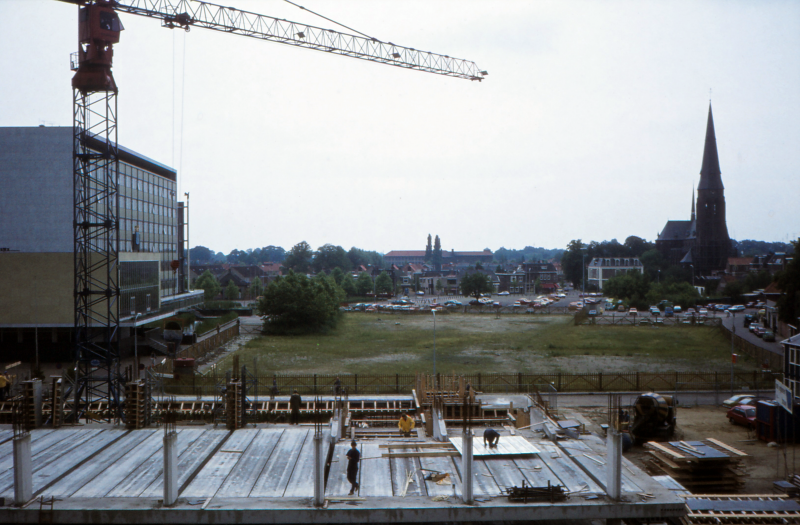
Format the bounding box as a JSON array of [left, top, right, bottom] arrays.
[[628, 308, 638, 315], [727, 405, 756, 429], [664, 307, 674, 317], [617, 305, 626, 312], [722, 394, 754, 408], [743, 314, 755, 326], [588, 309, 597, 316], [762, 330, 775, 342], [673, 305, 682, 314], [497, 291, 510, 296], [416, 291, 425, 295], [728, 305, 745, 313], [649, 307, 660, 316], [749, 323, 762, 333], [754, 326, 767, 337], [698, 308, 708, 317]]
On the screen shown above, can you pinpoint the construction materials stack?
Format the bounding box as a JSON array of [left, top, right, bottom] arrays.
[[124, 380, 150, 429], [21, 379, 42, 430], [644, 438, 747, 493]]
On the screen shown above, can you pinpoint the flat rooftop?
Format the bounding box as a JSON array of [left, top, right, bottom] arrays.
[[0, 425, 685, 523]]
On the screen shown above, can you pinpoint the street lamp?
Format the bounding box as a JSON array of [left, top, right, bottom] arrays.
[[730, 311, 735, 396], [432, 310, 437, 388], [134, 312, 142, 380]]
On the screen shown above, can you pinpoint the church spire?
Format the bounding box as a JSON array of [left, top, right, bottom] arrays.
[[691, 187, 696, 221], [698, 103, 724, 190]]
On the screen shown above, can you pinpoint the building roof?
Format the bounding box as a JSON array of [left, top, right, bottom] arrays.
[[386, 249, 493, 259], [385, 251, 425, 258], [657, 220, 695, 241], [727, 257, 753, 266], [698, 104, 724, 191]]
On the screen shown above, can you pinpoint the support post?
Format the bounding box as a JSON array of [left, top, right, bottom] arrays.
[[314, 433, 325, 507], [461, 430, 474, 504], [606, 429, 622, 500], [13, 432, 32, 506], [163, 428, 178, 506]]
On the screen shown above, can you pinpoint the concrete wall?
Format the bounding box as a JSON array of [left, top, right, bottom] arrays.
[[0, 253, 73, 326], [0, 127, 73, 253]]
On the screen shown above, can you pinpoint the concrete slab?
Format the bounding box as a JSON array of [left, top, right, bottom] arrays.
[[358, 443, 393, 497], [249, 428, 308, 497], [182, 429, 258, 498], [282, 431, 317, 498], [418, 455, 461, 497], [216, 428, 284, 498], [325, 442, 355, 498], [388, 448, 426, 497], [450, 434, 540, 457]]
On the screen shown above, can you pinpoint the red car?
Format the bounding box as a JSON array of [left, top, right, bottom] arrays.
[[727, 404, 756, 429]]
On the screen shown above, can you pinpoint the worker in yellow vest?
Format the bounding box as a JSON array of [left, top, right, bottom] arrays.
[[398, 413, 415, 437]]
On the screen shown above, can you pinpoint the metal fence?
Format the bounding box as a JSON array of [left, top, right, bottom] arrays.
[[156, 370, 782, 397], [719, 323, 783, 371]]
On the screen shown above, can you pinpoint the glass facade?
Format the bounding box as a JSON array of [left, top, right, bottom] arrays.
[[117, 160, 179, 299], [120, 260, 159, 316]]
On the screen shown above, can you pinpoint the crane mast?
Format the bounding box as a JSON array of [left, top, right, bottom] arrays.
[[65, 0, 486, 422]]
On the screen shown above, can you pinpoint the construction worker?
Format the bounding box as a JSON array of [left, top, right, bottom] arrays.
[[398, 413, 415, 437], [289, 390, 302, 425], [346, 441, 360, 495], [334, 376, 341, 396], [270, 377, 279, 400], [484, 428, 500, 448]]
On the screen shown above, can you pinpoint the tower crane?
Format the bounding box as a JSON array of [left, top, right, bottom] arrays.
[[60, 0, 486, 421]]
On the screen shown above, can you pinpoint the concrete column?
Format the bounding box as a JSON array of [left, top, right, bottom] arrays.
[[461, 431, 473, 504], [163, 430, 178, 506], [606, 429, 622, 500], [313, 434, 325, 507], [13, 433, 32, 506]]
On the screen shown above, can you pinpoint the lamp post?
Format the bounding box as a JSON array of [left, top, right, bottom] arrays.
[[432, 309, 437, 387], [730, 311, 735, 396], [582, 253, 587, 295], [689, 264, 694, 288], [134, 313, 142, 380]]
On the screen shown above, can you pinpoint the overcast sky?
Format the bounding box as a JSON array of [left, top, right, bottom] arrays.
[[2, 0, 798, 255]]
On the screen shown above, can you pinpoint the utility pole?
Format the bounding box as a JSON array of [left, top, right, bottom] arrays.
[[184, 192, 190, 290], [730, 311, 735, 396]]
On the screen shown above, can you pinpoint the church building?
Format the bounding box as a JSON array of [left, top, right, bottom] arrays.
[[655, 104, 733, 276]]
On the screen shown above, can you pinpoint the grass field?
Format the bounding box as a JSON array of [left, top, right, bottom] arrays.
[[217, 313, 759, 375]]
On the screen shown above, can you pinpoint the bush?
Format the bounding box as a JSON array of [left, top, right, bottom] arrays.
[[257, 270, 345, 335]]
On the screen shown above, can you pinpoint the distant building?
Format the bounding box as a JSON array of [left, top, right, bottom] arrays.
[[587, 257, 644, 291], [656, 104, 734, 275], [385, 249, 493, 266]]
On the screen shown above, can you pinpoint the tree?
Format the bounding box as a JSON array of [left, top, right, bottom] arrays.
[[435, 279, 443, 294], [248, 276, 264, 298], [356, 271, 374, 296], [189, 246, 216, 264], [312, 244, 351, 273], [330, 267, 345, 286], [603, 271, 652, 310], [375, 271, 393, 294], [460, 272, 493, 299], [195, 270, 221, 301], [425, 234, 432, 262], [341, 272, 358, 297], [257, 271, 345, 334], [776, 238, 800, 324], [475, 261, 483, 270], [561, 240, 586, 288], [225, 279, 239, 300], [282, 241, 313, 273], [432, 235, 443, 270]]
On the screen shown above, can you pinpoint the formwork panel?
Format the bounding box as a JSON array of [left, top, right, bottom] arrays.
[[183, 429, 258, 498], [419, 456, 462, 497], [357, 443, 392, 497], [283, 432, 318, 498], [218, 429, 284, 498], [249, 429, 309, 497], [389, 450, 426, 497], [326, 442, 355, 498], [536, 442, 603, 493]]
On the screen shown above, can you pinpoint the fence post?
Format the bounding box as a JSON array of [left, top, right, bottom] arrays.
[[598, 372, 603, 392]]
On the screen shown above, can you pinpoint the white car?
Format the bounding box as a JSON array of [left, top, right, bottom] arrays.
[[698, 308, 708, 317], [498, 291, 510, 296], [416, 291, 425, 296]]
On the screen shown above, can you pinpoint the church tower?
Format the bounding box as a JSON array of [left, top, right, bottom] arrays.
[[693, 104, 731, 274]]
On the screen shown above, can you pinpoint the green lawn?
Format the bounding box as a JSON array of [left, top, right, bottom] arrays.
[[216, 313, 755, 375]]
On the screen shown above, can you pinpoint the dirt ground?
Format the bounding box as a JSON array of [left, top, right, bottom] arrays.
[[568, 404, 798, 494]]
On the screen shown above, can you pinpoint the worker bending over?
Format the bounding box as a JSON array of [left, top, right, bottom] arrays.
[[484, 428, 500, 448], [398, 413, 415, 437]]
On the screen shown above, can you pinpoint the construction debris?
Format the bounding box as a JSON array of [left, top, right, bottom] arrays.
[[504, 480, 568, 503]]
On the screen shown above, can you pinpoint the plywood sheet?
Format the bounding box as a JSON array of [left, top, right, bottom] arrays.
[[183, 429, 258, 498], [282, 431, 318, 498], [106, 428, 204, 497], [249, 428, 309, 497], [44, 430, 155, 498], [389, 449, 426, 497], [217, 429, 284, 498], [449, 435, 539, 457], [325, 442, 356, 498], [536, 442, 602, 494], [418, 456, 461, 498], [18, 430, 126, 497], [357, 443, 393, 497], [140, 429, 229, 498]]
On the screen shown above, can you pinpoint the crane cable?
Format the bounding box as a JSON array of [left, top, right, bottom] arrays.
[[280, 0, 379, 42]]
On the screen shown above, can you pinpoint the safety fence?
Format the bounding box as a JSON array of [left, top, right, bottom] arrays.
[[155, 369, 782, 397]]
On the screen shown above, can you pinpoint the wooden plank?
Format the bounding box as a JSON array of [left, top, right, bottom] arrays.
[[382, 451, 459, 458], [358, 443, 393, 497], [106, 428, 204, 497], [283, 431, 317, 497], [379, 443, 453, 448], [43, 430, 156, 498], [182, 429, 258, 498], [249, 428, 309, 497], [645, 441, 686, 460], [140, 429, 230, 498], [705, 437, 748, 457], [218, 429, 283, 498]]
